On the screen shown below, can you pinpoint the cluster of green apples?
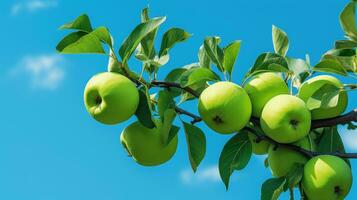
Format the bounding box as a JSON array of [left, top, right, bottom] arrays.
[[198, 72, 351, 199], [83, 72, 178, 166]]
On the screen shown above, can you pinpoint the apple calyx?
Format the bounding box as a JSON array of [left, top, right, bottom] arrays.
[[213, 115, 224, 124], [335, 186, 342, 196], [290, 119, 299, 129]]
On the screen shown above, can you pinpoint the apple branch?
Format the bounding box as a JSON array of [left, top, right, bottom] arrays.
[[244, 126, 357, 159], [174, 106, 202, 124], [150, 80, 200, 98], [311, 109, 357, 129]]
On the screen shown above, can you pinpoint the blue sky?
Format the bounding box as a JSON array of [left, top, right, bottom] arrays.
[[0, 0, 356, 199]]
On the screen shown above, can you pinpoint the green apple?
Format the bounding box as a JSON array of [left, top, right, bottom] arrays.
[[84, 72, 139, 125], [268, 136, 314, 177], [248, 133, 270, 155], [120, 121, 178, 166], [302, 155, 352, 200], [260, 94, 311, 143], [244, 72, 289, 117], [297, 75, 348, 120], [198, 81, 252, 134]]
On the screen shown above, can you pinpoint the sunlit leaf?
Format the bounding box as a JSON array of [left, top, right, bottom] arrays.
[[272, 25, 289, 56], [60, 14, 93, 32]]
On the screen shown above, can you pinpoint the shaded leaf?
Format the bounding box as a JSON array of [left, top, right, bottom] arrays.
[[59, 33, 105, 54], [272, 25, 289, 56], [223, 40, 241, 79], [159, 28, 191, 57], [323, 48, 357, 73], [340, 2, 357, 41], [219, 132, 252, 189], [56, 31, 87, 52], [164, 68, 188, 97], [135, 88, 156, 129], [261, 177, 286, 200], [161, 108, 177, 144], [92, 26, 113, 47], [204, 36, 225, 71], [180, 67, 221, 87], [335, 40, 357, 49], [158, 90, 175, 120], [167, 125, 180, 145], [198, 45, 211, 68], [318, 127, 346, 153], [313, 59, 348, 76], [182, 122, 206, 172], [284, 164, 304, 190], [306, 84, 341, 110], [60, 14, 93, 32], [119, 17, 166, 63]]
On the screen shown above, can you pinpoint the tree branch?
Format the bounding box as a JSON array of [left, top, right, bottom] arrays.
[[174, 106, 202, 124], [311, 109, 357, 129], [150, 80, 200, 98], [243, 126, 357, 159]]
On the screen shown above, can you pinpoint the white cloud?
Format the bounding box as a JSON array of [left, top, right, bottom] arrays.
[[11, 54, 65, 90], [342, 129, 357, 151], [11, 0, 57, 16], [180, 165, 220, 185]]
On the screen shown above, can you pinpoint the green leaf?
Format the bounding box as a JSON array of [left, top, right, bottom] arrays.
[[306, 84, 341, 110], [60, 14, 93, 32], [286, 57, 310, 76], [204, 36, 225, 71], [340, 2, 357, 41], [347, 122, 357, 130], [313, 59, 348, 76], [56, 31, 87, 52], [158, 90, 175, 120], [167, 125, 180, 145], [322, 48, 357, 73], [159, 28, 191, 57], [92, 26, 113, 47], [261, 177, 286, 200], [198, 45, 211, 68], [164, 68, 188, 97], [335, 40, 357, 49], [317, 127, 346, 153], [119, 17, 166, 64], [139, 7, 158, 61], [272, 25, 289, 56], [284, 164, 304, 190], [107, 49, 123, 73], [59, 32, 105, 54], [180, 67, 221, 87], [161, 108, 177, 144], [223, 40, 241, 79], [135, 88, 156, 129], [182, 122, 206, 172], [219, 132, 252, 189]]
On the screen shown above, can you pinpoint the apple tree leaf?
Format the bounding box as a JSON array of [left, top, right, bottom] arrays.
[[161, 108, 177, 145], [58, 32, 105, 54], [198, 45, 211, 68], [182, 122, 206, 172], [180, 67, 221, 87], [223, 40, 241, 80], [313, 59, 348, 76], [92, 26, 113, 47], [139, 7, 158, 59], [286, 57, 310, 76], [317, 127, 346, 153], [60, 14, 93, 32], [157, 90, 175, 120], [284, 164, 304, 190], [306, 84, 341, 110], [204, 36, 225, 72], [261, 177, 286, 200], [340, 1, 357, 41], [272, 25, 289, 56], [159, 28, 191, 57], [335, 40, 357, 49], [135, 88, 156, 129], [164, 68, 188, 97], [56, 31, 87, 52], [322, 49, 357, 73], [219, 132, 252, 190], [166, 125, 180, 146], [347, 122, 357, 130], [119, 17, 166, 64]]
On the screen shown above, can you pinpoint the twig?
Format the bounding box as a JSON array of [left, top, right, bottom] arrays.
[[311, 109, 357, 129], [174, 106, 202, 124], [150, 80, 200, 98]]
